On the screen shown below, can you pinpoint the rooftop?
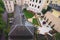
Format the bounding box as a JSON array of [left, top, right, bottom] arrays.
[[52, 9, 60, 17], [49, 3, 60, 11]]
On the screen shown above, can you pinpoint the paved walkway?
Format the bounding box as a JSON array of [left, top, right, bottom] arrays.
[[0, 11, 8, 40], [2, 11, 8, 23], [1, 33, 5, 40]]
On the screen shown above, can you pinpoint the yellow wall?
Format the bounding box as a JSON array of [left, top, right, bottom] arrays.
[[52, 9, 60, 17], [51, 0, 60, 5]]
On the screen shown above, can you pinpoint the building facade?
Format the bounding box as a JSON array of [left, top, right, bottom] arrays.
[[44, 9, 60, 32], [3, 0, 29, 13], [3, 0, 50, 13], [3, 0, 14, 13], [27, 0, 50, 13]]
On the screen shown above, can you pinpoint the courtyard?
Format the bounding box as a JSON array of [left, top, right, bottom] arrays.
[[23, 9, 39, 26]]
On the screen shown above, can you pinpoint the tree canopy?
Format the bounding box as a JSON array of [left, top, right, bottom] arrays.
[[42, 6, 52, 14], [0, 0, 4, 13], [0, 0, 6, 34]]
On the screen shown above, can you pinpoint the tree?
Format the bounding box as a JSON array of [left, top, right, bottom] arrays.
[[41, 6, 52, 14], [42, 9, 47, 14], [0, 7, 4, 13], [0, 0, 4, 13], [0, 0, 4, 8]]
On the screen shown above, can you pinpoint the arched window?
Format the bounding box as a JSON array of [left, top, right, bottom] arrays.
[[35, 5, 36, 7], [33, 0, 34, 2], [38, 6, 40, 8], [39, 0, 41, 3]]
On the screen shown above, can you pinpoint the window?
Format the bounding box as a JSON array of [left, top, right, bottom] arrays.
[[44, 17, 46, 20], [9, 1, 10, 4], [39, 0, 41, 3], [10, 8, 12, 11], [10, 5, 11, 8], [51, 24, 55, 28], [59, 16, 60, 18], [35, 5, 36, 7], [15, 0, 16, 3], [33, 0, 34, 2], [47, 0, 48, 3], [8, 8, 9, 11], [46, 19, 49, 22], [51, 1, 52, 3], [48, 21, 52, 25], [5, 1, 7, 4], [38, 6, 40, 8], [6, 4, 8, 8], [32, 4, 34, 7], [30, 4, 31, 6], [25, 1, 27, 3], [36, 0, 38, 2], [30, 0, 32, 1], [37, 13, 41, 15]]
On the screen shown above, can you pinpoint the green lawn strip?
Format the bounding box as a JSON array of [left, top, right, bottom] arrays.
[[8, 13, 14, 18], [32, 18, 39, 25], [55, 33, 60, 40], [23, 9, 34, 19]]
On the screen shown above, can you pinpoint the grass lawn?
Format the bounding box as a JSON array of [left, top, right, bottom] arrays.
[[32, 18, 39, 25], [8, 13, 14, 18], [23, 9, 34, 19], [55, 33, 60, 40]]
